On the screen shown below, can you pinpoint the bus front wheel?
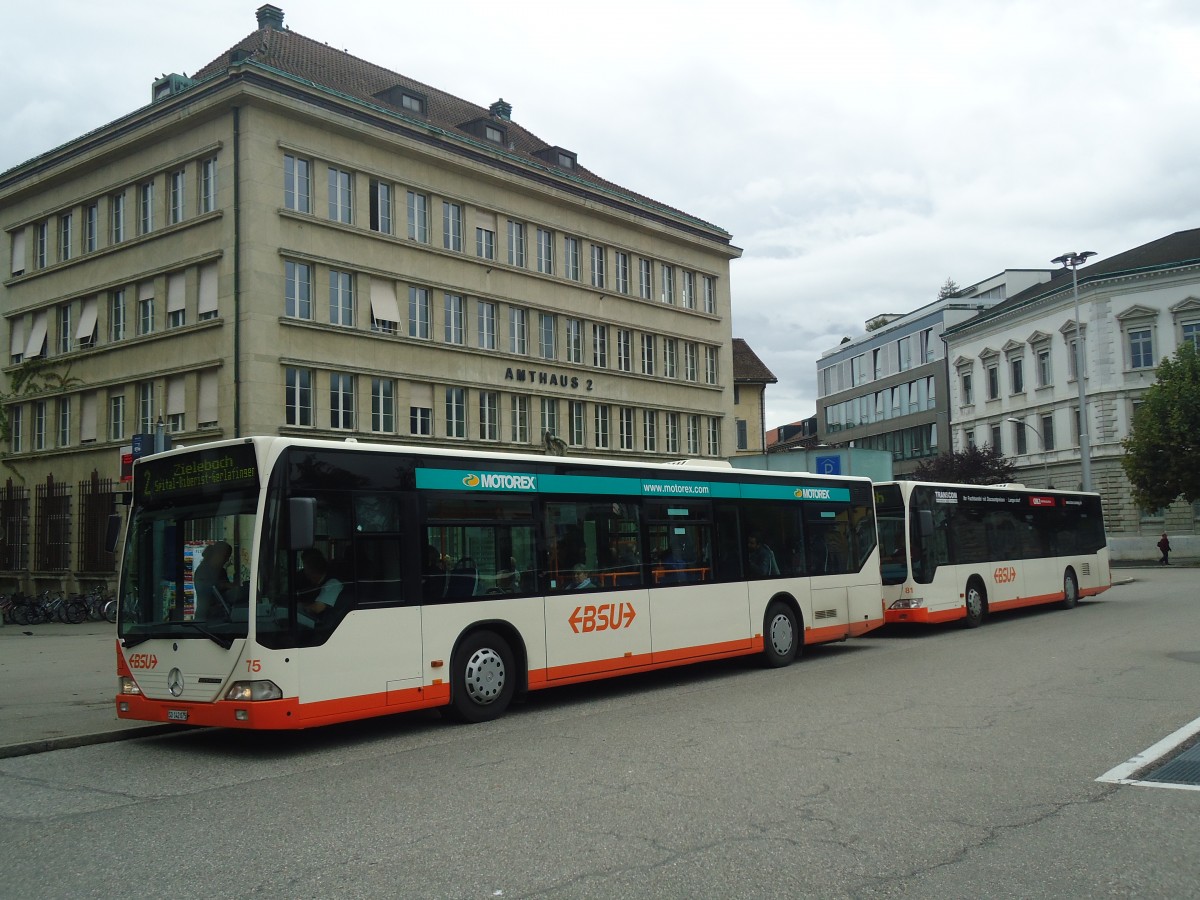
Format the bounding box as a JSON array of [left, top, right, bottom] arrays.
[[762, 601, 800, 668], [448, 630, 516, 723], [963, 581, 986, 628], [1060, 569, 1079, 609]]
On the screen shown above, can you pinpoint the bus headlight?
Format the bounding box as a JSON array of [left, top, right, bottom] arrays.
[[889, 598, 925, 610], [119, 676, 142, 696], [225, 680, 284, 702]]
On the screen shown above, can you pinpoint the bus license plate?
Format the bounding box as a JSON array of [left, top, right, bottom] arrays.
[[167, 709, 189, 721]]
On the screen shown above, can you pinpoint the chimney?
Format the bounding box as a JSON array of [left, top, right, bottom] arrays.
[[256, 4, 284, 30], [489, 98, 512, 121]]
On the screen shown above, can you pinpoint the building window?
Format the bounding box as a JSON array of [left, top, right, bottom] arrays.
[[566, 318, 583, 364], [639, 258, 652, 300], [84, 204, 98, 253], [442, 202, 463, 251], [986, 363, 999, 400], [1013, 420, 1028, 455], [169, 170, 185, 224], [509, 307, 528, 355], [703, 275, 716, 314], [510, 395, 529, 443], [684, 343, 699, 382], [58, 213, 73, 262], [110, 290, 126, 341], [369, 180, 392, 234], [444, 294, 465, 345], [329, 271, 354, 326], [539, 312, 556, 360], [1128, 327, 1154, 370], [540, 397, 559, 441], [407, 191, 429, 242], [477, 301, 497, 350], [643, 410, 658, 452], [705, 347, 718, 385], [479, 391, 499, 441], [1040, 414, 1055, 451], [664, 338, 677, 379], [399, 92, 425, 114], [619, 408, 635, 450], [682, 271, 696, 310], [371, 378, 395, 433], [594, 404, 610, 449], [409, 287, 431, 339], [138, 383, 155, 433], [33, 401, 46, 451], [1182, 321, 1200, 348], [329, 373, 355, 429], [616, 329, 632, 372], [284, 155, 311, 212], [666, 412, 680, 453], [285, 368, 313, 427], [56, 399, 70, 447], [590, 244, 606, 288], [990, 423, 1001, 452], [736, 419, 749, 451], [446, 388, 466, 438], [615, 251, 629, 294], [592, 324, 608, 368], [57, 305, 72, 354], [507, 220, 526, 267], [110, 192, 126, 243], [34, 221, 47, 269], [707, 418, 720, 456], [410, 405, 432, 437], [1010, 357, 1024, 393], [328, 168, 353, 224], [536, 228, 554, 274], [139, 181, 154, 234], [139, 293, 155, 335], [641, 334, 656, 376], [200, 157, 218, 214], [660, 265, 675, 304], [285, 261, 312, 319], [569, 400, 585, 447], [563, 236, 581, 281], [476, 227, 495, 260], [109, 395, 124, 441], [1036, 346, 1052, 387], [959, 369, 973, 405], [687, 415, 700, 455]]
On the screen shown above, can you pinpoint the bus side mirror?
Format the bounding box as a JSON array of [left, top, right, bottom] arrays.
[[918, 509, 935, 539], [289, 497, 316, 550], [105, 513, 123, 554]]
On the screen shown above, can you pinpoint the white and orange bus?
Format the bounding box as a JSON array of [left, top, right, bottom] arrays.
[[115, 437, 884, 728], [875, 480, 1110, 627]]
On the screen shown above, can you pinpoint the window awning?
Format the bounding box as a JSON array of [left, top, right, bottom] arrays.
[[76, 296, 98, 340], [198, 263, 218, 315], [24, 309, 47, 358], [369, 279, 401, 324], [167, 273, 186, 312]]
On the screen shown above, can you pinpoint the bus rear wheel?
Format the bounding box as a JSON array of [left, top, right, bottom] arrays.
[[1060, 569, 1079, 609], [762, 601, 800, 668], [448, 630, 516, 723], [963, 581, 986, 628]]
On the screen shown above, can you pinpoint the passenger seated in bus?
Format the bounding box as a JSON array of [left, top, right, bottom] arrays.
[[747, 533, 780, 578], [193, 541, 233, 618], [567, 564, 595, 590], [299, 548, 343, 618]]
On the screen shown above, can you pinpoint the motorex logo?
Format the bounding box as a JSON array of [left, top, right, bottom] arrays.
[[795, 487, 833, 500], [464, 472, 538, 491]]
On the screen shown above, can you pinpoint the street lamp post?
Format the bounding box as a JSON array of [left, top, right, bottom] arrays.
[[1050, 251, 1096, 492], [1006, 417, 1051, 488]]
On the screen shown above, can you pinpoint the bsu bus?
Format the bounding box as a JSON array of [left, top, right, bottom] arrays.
[[115, 437, 884, 728], [875, 480, 1110, 627]]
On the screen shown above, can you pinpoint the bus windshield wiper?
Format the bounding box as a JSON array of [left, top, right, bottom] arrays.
[[178, 620, 234, 650]]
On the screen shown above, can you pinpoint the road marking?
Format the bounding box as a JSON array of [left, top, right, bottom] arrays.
[[1096, 713, 1200, 791]]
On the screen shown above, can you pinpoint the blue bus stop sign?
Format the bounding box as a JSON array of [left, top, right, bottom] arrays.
[[815, 455, 841, 476]]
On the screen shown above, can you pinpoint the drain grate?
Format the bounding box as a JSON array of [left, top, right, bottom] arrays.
[[1141, 742, 1200, 786]]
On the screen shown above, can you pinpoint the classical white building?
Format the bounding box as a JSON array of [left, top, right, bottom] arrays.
[[942, 228, 1200, 558]]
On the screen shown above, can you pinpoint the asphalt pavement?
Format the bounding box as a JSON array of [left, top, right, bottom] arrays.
[[0, 567, 1152, 758]]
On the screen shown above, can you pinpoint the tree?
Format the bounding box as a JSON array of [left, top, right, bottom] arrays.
[[937, 277, 961, 300], [1122, 342, 1200, 509], [911, 444, 1016, 485]]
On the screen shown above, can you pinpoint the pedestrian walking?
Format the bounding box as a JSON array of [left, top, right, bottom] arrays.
[[1157, 532, 1171, 566]]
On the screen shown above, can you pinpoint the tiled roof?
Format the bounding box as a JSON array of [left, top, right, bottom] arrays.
[[190, 14, 728, 238], [732, 338, 777, 383], [947, 227, 1200, 335]]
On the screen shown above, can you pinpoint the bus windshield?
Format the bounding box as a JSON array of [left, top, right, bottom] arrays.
[[118, 495, 257, 648]]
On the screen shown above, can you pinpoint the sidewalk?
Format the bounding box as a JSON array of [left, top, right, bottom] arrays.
[[0, 620, 174, 758]]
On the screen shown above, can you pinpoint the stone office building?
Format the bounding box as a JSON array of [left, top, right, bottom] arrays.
[[0, 5, 741, 593]]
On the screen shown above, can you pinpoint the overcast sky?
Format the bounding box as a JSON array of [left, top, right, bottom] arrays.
[[4, 0, 1198, 429]]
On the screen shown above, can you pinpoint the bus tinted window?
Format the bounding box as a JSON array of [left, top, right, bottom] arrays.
[[543, 500, 641, 590], [423, 495, 536, 599]]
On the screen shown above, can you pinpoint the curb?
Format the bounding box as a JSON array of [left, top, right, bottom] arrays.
[[0, 723, 187, 760]]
